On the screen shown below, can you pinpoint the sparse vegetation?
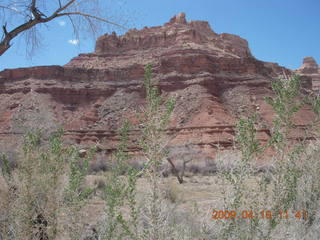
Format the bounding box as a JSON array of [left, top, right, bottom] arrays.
[[214, 74, 320, 239], [0, 127, 96, 240], [0, 72, 319, 240]]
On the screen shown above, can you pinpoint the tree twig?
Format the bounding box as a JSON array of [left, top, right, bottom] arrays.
[[0, 0, 127, 56], [57, 11, 128, 30]]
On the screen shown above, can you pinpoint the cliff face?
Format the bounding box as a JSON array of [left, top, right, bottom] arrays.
[[0, 13, 316, 166]]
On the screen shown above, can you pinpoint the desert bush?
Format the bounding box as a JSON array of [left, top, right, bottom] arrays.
[[0, 128, 96, 240], [0, 151, 18, 171], [164, 179, 184, 204], [94, 178, 107, 190], [214, 74, 320, 239], [166, 144, 201, 181], [89, 156, 109, 173]]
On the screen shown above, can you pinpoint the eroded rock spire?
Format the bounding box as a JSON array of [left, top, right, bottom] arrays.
[[169, 12, 187, 24]]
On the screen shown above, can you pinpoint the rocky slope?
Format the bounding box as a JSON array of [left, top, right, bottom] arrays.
[[0, 13, 316, 168]]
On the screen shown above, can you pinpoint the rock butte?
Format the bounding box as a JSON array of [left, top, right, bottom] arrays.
[[0, 13, 317, 166]]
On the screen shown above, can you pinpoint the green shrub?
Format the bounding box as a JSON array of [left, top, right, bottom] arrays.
[[215, 75, 320, 239], [0, 128, 96, 240]]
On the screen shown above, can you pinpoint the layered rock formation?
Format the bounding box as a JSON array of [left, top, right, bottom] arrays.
[[0, 13, 316, 167], [296, 57, 320, 91]]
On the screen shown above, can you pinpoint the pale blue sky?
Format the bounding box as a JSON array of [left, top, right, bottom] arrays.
[[0, 0, 319, 71]]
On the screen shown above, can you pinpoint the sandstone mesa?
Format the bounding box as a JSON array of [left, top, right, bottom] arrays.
[[0, 13, 318, 166]]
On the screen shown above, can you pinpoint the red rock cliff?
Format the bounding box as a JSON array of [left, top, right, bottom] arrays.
[[0, 13, 316, 167]]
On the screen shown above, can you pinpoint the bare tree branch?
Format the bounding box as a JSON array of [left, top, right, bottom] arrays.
[[52, 0, 77, 16], [1, 18, 39, 55], [57, 12, 127, 30], [66, 14, 79, 40], [0, 0, 126, 57], [0, 5, 26, 16], [30, 0, 43, 20], [167, 158, 184, 184], [2, 23, 8, 36], [31, 0, 36, 9]]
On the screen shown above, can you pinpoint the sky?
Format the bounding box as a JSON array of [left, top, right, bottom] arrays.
[[0, 0, 319, 71]]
